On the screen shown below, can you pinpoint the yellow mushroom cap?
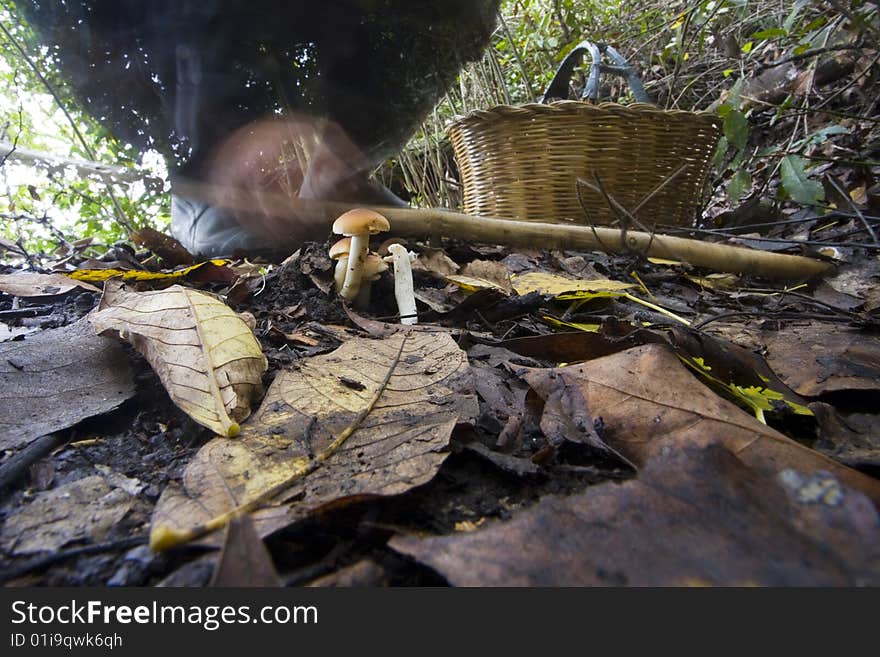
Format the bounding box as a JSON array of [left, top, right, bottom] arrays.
[[362, 253, 389, 281], [329, 237, 352, 259], [332, 208, 390, 236]]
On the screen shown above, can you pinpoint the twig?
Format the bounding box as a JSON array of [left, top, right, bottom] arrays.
[[0, 433, 66, 494], [823, 0, 880, 41], [814, 50, 880, 110], [0, 108, 23, 168], [497, 10, 537, 103], [0, 305, 54, 319], [0, 140, 148, 184], [826, 176, 879, 247], [696, 214, 871, 233], [0, 535, 148, 584], [575, 175, 661, 255], [664, 225, 880, 251], [694, 310, 857, 330], [755, 44, 863, 72]]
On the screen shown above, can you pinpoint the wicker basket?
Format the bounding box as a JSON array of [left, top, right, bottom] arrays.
[[448, 41, 722, 227]]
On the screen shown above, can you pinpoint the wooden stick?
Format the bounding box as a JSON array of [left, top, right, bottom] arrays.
[[0, 141, 149, 184], [172, 179, 833, 281]]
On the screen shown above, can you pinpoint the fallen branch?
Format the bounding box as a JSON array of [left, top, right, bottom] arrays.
[[0, 140, 149, 184], [173, 179, 833, 281]]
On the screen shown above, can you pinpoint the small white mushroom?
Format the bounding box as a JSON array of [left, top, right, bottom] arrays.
[[328, 237, 352, 293], [385, 243, 418, 325], [332, 209, 390, 301]]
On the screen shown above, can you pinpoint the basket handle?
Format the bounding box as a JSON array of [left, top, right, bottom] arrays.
[[540, 39, 652, 104]]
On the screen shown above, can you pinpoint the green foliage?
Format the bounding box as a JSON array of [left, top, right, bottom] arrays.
[[0, 5, 169, 254], [780, 155, 824, 206], [722, 108, 749, 151], [727, 170, 752, 206]]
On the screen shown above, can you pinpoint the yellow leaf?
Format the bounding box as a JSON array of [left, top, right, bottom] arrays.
[[679, 355, 812, 424], [542, 315, 601, 333], [684, 273, 740, 289], [89, 282, 267, 437], [511, 272, 633, 296], [66, 259, 230, 283], [850, 185, 867, 205], [647, 257, 684, 266], [445, 274, 510, 294]]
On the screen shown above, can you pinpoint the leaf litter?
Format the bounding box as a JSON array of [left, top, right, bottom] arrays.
[[149, 331, 477, 550]]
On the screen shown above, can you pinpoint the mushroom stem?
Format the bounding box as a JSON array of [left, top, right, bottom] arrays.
[[387, 243, 417, 325], [333, 256, 349, 293], [339, 235, 368, 301]]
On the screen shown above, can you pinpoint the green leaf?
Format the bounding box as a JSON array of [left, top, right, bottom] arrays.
[[780, 155, 824, 205], [727, 170, 752, 205], [723, 110, 749, 150], [751, 28, 787, 40], [712, 136, 730, 168]]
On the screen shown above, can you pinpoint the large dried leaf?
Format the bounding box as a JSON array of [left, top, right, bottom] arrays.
[[520, 343, 880, 505], [759, 327, 880, 397], [391, 446, 880, 586], [0, 317, 136, 450], [0, 272, 100, 297], [90, 282, 267, 437], [150, 332, 477, 550], [0, 472, 143, 555]]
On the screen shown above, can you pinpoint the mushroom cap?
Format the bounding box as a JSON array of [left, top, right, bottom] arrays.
[[332, 208, 390, 236], [362, 253, 389, 281], [329, 237, 352, 259]]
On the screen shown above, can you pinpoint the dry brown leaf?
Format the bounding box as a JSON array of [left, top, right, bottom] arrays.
[[460, 260, 513, 295], [0, 473, 143, 555], [810, 403, 880, 470], [209, 515, 282, 587], [518, 343, 880, 505], [412, 248, 459, 277], [89, 282, 267, 437], [129, 226, 195, 266], [0, 272, 100, 297], [759, 327, 880, 396], [391, 446, 880, 586], [0, 317, 136, 450], [150, 331, 477, 550]]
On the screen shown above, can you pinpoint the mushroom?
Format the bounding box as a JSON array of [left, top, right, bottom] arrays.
[[385, 243, 418, 325], [354, 253, 389, 309], [332, 209, 390, 301], [328, 237, 352, 293]]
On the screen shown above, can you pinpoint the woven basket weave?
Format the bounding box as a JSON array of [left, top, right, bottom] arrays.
[[448, 44, 722, 227]]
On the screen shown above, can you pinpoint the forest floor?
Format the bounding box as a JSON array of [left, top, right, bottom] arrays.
[[2, 207, 880, 586]]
